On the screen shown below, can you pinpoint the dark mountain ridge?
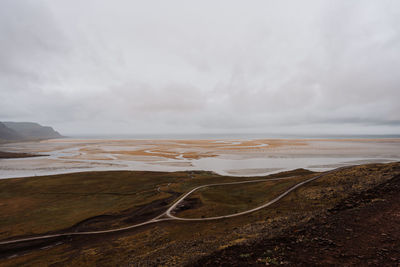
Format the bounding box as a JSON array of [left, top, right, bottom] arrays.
[[0, 121, 63, 141], [0, 122, 22, 140]]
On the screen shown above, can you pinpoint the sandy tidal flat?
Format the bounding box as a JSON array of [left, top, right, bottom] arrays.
[[0, 138, 399, 178]]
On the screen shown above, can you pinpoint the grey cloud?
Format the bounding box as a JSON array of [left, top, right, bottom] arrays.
[[0, 0, 399, 135]]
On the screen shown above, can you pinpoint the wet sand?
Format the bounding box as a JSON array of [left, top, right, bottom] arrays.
[[0, 138, 399, 178]]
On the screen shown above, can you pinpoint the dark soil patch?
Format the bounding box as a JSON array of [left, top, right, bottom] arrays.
[[0, 151, 46, 159], [68, 191, 180, 231], [0, 192, 181, 259], [193, 174, 400, 266], [174, 197, 203, 212]]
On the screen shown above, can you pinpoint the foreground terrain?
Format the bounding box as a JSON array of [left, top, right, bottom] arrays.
[[194, 165, 400, 266], [0, 162, 399, 265]]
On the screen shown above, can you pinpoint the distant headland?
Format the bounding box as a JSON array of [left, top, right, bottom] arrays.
[[0, 121, 63, 142]]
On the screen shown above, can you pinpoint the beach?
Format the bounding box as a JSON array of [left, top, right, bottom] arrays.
[[1, 138, 399, 178]]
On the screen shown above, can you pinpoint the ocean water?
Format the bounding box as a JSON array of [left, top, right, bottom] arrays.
[[68, 133, 400, 140]]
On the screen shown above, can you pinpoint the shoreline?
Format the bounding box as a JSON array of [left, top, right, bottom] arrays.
[[1, 138, 400, 179], [0, 159, 399, 181]]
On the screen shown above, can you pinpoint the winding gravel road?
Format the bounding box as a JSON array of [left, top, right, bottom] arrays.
[[0, 169, 339, 245]]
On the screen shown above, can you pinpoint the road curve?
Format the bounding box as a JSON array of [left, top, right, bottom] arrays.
[[0, 168, 343, 245], [165, 175, 321, 221]]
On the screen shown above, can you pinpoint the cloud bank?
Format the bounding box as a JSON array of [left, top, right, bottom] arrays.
[[1, 0, 399, 135]]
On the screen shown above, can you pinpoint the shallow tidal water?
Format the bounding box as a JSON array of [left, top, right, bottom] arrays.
[[0, 138, 399, 179]]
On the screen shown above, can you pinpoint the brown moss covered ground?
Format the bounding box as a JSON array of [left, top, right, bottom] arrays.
[[0, 163, 399, 266]]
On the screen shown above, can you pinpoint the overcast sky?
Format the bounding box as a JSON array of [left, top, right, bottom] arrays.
[[1, 0, 399, 136]]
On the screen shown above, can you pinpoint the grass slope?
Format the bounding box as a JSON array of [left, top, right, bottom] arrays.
[[0, 164, 398, 266], [0, 169, 306, 240]]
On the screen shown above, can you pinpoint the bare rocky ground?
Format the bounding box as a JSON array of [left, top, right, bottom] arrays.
[[192, 173, 400, 266]]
